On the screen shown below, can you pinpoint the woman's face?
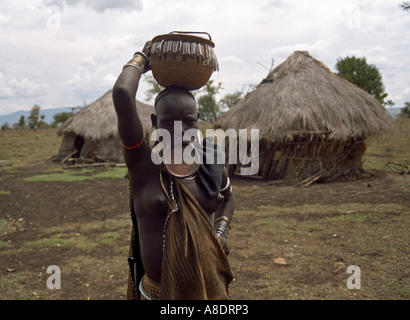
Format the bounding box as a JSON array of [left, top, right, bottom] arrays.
[[154, 92, 201, 176], [155, 92, 199, 143]]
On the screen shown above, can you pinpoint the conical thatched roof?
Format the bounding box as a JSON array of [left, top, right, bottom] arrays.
[[59, 89, 154, 140], [215, 51, 394, 143]]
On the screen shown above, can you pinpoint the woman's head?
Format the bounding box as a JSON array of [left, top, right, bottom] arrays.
[[151, 86, 201, 177], [151, 86, 199, 134]]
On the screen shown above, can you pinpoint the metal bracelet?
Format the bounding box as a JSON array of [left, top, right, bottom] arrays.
[[215, 216, 231, 229], [123, 63, 144, 73], [134, 51, 148, 61], [123, 53, 147, 73]]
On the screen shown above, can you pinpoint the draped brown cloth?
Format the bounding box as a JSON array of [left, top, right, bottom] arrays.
[[126, 169, 233, 300], [126, 226, 140, 300]]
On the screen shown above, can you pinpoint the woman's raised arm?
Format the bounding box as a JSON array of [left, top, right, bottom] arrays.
[[112, 42, 151, 151]]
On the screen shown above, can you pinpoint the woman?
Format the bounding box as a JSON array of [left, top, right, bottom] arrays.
[[112, 41, 234, 300]]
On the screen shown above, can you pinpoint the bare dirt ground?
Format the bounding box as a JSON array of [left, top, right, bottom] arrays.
[[1, 161, 409, 300]]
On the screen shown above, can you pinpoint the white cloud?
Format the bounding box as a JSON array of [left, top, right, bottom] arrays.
[[0, 12, 13, 26], [0, 72, 13, 98], [0, 0, 409, 116], [107, 35, 142, 50], [44, 0, 143, 12], [0, 71, 48, 99], [64, 55, 118, 103], [269, 40, 332, 65], [339, 46, 394, 67], [103, 73, 117, 85], [218, 56, 245, 65], [79, 56, 97, 67], [391, 87, 410, 106]]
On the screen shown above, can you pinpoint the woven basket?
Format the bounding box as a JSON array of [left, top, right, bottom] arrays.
[[149, 31, 218, 91]]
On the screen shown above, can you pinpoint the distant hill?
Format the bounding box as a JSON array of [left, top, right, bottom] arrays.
[[386, 107, 402, 119], [0, 107, 81, 127], [0, 106, 403, 127]]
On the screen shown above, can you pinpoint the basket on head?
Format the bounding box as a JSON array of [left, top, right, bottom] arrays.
[[149, 31, 218, 91]]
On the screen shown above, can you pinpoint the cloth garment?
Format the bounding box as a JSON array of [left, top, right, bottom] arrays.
[[139, 274, 161, 300], [126, 152, 232, 300], [194, 137, 226, 199], [158, 172, 233, 299]]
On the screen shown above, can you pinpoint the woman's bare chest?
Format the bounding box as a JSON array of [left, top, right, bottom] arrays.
[[130, 172, 221, 219]]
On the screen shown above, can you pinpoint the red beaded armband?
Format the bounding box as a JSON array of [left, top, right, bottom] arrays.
[[123, 137, 144, 150]]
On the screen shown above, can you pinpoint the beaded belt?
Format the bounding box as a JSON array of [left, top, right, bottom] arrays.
[[139, 274, 161, 300]]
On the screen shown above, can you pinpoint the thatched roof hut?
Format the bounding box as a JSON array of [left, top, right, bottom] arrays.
[[56, 90, 154, 163], [214, 51, 394, 182]]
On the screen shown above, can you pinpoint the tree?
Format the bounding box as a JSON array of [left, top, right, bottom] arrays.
[[144, 74, 164, 104], [28, 105, 43, 131], [1, 122, 11, 131], [385, 100, 395, 108], [14, 115, 26, 130], [197, 80, 222, 123], [38, 114, 49, 129], [400, 1, 410, 11], [220, 91, 243, 110], [335, 56, 388, 104], [399, 101, 410, 118], [53, 112, 72, 127], [143, 76, 244, 122]]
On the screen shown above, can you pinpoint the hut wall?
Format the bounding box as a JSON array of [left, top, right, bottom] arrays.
[[229, 136, 366, 182], [57, 133, 124, 163], [80, 136, 123, 162], [265, 137, 366, 181], [56, 133, 77, 161]]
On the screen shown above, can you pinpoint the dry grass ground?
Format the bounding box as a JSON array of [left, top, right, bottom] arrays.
[[0, 119, 409, 300]]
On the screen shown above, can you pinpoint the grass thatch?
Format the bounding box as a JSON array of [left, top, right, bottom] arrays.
[[59, 90, 153, 141], [215, 51, 394, 143], [56, 90, 154, 163], [214, 51, 395, 181]]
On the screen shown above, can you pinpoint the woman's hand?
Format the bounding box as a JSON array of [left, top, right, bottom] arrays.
[[142, 40, 152, 56], [141, 40, 152, 73], [214, 216, 231, 256]]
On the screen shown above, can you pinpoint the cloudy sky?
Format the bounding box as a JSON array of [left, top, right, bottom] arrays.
[[0, 0, 409, 115]]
